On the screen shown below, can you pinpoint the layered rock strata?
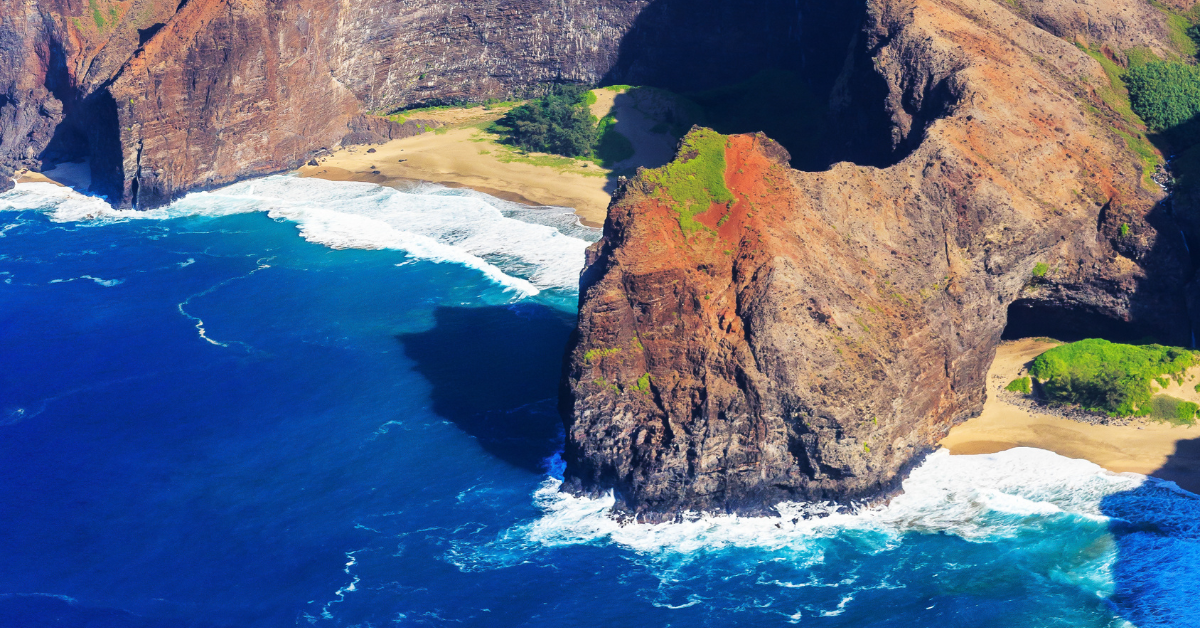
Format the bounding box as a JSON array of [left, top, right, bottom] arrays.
[[562, 0, 1193, 518]]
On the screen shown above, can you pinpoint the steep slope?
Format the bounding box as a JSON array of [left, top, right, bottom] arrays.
[[562, 0, 1193, 518]]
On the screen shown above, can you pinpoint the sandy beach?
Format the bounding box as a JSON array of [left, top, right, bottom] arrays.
[[941, 338, 1200, 493], [298, 89, 688, 227], [14, 161, 92, 190]]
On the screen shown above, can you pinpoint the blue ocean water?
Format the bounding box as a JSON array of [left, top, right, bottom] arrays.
[[1, 176, 1198, 628]]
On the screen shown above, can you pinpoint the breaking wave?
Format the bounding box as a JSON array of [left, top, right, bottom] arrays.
[[0, 177, 596, 296]]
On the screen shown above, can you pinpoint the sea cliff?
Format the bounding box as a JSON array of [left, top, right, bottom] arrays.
[[4, 0, 1199, 518], [562, 0, 1197, 518]]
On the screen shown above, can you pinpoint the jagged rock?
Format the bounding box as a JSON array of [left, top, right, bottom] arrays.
[[562, 0, 1193, 520]]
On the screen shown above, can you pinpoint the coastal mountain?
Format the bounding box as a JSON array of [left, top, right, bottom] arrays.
[[562, 0, 1200, 517], [0, 0, 821, 205], [3, 0, 1197, 517]]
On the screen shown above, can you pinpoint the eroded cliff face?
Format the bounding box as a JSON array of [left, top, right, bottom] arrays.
[[562, 0, 1193, 518], [3, 0, 842, 204]]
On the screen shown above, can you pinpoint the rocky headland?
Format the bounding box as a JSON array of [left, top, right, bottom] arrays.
[[562, 0, 1199, 518], [4, 0, 1199, 518]]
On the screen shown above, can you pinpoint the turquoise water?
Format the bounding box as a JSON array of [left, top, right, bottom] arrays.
[[1, 176, 1197, 627]]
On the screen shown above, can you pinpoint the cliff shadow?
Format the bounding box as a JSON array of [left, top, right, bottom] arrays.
[[36, 37, 125, 203], [396, 303, 574, 472], [600, 0, 909, 171], [1099, 436, 1200, 625]]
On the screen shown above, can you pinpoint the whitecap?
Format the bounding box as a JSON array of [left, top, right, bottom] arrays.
[[0, 176, 596, 297]]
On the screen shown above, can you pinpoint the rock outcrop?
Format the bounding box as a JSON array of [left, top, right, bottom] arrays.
[[4, 0, 841, 205], [562, 0, 1194, 518], [4, 0, 1197, 519]]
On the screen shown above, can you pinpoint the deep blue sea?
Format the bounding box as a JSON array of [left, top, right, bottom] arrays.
[[2, 176, 1199, 628]]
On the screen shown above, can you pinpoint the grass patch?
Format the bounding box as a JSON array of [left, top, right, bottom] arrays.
[[641, 127, 734, 236], [1006, 377, 1032, 394], [1029, 339, 1200, 416], [1077, 45, 1161, 182], [1032, 262, 1049, 278], [1149, 394, 1198, 425], [584, 347, 623, 362], [90, 0, 104, 27]]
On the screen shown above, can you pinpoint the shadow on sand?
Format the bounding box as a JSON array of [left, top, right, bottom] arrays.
[[396, 303, 574, 473], [1101, 436, 1200, 626]]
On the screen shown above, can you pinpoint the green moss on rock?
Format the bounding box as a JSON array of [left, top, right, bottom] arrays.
[[642, 128, 735, 235]]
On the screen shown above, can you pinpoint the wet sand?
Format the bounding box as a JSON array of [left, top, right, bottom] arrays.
[[941, 338, 1200, 493]]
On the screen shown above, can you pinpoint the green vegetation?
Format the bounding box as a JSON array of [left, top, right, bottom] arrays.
[[1150, 394, 1198, 425], [1077, 45, 1160, 183], [633, 373, 652, 394], [641, 128, 735, 235], [594, 113, 634, 166], [1029, 339, 1200, 416], [593, 377, 620, 393], [1120, 222, 1131, 237], [494, 85, 598, 157], [1006, 377, 1032, 394], [583, 347, 622, 362], [1032, 262, 1049, 278], [1126, 61, 1200, 136], [90, 0, 104, 27]]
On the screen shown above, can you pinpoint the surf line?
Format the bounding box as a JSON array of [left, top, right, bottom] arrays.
[[177, 257, 274, 349]]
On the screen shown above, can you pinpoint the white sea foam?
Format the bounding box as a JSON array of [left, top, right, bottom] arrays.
[[446, 448, 1200, 624], [0, 176, 595, 296], [502, 448, 1148, 556]]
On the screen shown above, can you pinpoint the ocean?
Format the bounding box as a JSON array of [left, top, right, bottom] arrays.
[[1, 175, 1197, 627]]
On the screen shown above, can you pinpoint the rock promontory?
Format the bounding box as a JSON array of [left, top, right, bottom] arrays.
[[561, 0, 1195, 518]]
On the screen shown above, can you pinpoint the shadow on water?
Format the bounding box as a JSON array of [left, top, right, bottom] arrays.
[[396, 303, 574, 473], [1101, 436, 1200, 627]]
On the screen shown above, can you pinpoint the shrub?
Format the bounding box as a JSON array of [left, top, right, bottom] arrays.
[[496, 85, 598, 157], [1032, 262, 1049, 278], [1120, 223, 1131, 237], [1005, 377, 1032, 394], [1126, 61, 1200, 137], [1029, 339, 1200, 416], [1150, 395, 1198, 425]]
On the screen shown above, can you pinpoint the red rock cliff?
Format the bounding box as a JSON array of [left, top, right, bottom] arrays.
[[563, 0, 1195, 518]]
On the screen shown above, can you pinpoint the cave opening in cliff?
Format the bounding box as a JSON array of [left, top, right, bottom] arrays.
[[40, 89, 124, 205], [601, 0, 909, 171], [1002, 299, 1147, 344]]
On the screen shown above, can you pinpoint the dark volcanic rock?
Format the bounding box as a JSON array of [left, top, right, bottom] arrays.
[[562, 0, 1193, 520]]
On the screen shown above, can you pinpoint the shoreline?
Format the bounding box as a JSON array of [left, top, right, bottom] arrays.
[[296, 104, 614, 227], [940, 338, 1200, 493]]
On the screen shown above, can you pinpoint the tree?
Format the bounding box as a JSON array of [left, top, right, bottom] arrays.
[[497, 85, 598, 157]]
